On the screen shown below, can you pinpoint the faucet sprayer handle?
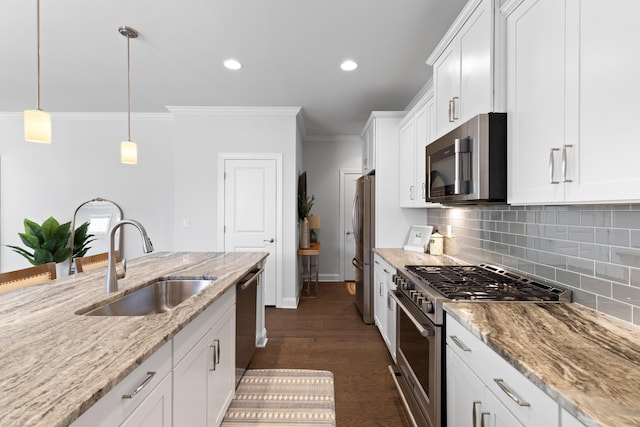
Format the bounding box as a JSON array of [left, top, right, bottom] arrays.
[[116, 258, 127, 280]]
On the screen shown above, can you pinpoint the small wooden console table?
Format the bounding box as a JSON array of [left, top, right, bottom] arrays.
[[297, 242, 320, 298]]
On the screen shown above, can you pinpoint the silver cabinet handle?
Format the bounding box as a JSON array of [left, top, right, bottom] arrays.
[[549, 148, 560, 184], [448, 99, 454, 122], [263, 238, 275, 243], [450, 335, 471, 352], [452, 96, 459, 120], [122, 371, 156, 399], [494, 378, 530, 406], [421, 182, 426, 200], [209, 344, 216, 371], [481, 412, 490, 427], [410, 185, 414, 200], [383, 268, 390, 274], [472, 400, 481, 427], [210, 339, 221, 371], [562, 144, 573, 183]]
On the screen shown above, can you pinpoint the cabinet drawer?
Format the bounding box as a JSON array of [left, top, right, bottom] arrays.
[[446, 314, 558, 427], [173, 286, 235, 366], [72, 341, 172, 427]]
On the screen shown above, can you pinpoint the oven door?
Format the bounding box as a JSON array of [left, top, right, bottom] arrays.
[[390, 291, 442, 427]]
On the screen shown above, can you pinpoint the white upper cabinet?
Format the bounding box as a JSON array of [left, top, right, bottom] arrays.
[[427, 0, 505, 140], [505, 0, 640, 204], [399, 89, 439, 208]]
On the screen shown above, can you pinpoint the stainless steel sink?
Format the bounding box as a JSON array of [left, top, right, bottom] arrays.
[[82, 278, 216, 316]]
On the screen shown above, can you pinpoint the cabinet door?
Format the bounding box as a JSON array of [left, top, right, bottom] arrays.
[[446, 346, 486, 427], [434, 41, 461, 137], [414, 105, 429, 207], [362, 126, 371, 174], [506, 0, 566, 204], [564, 0, 640, 202], [173, 327, 213, 426], [208, 305, 236, 426], [373, 258, 387, 338], [120, 373, 172, 427], [174, 304, 236, 427], [399, 119, 416, 207], [483, 388, 525, 427], [459, 0, 493, 121]]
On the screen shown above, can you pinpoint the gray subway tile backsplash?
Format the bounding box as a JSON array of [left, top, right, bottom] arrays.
[[427, 204, 640, 324]]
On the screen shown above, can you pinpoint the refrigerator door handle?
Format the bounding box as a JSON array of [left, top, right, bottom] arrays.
[[352, 192, 360, 243], [352, 258, 364, 269]]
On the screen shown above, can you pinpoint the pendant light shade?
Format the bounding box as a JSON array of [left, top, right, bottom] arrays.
[[121, 141, 137, 164], [24, 109, 51, 143], [25, 0, 51, 143], [119, 25, 138, 165]]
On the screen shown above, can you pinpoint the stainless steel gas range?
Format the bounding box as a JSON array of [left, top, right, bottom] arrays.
[[389, 264, 571, 427]]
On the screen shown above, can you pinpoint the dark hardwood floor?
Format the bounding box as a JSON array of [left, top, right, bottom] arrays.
[[249, 282, 411, 427]]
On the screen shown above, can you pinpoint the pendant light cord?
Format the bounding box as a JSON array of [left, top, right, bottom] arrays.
[[127, 33, 131, 141], [36, 0, 41, 110]]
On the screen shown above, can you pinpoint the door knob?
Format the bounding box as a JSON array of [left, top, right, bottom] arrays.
[[263, 238, 275, 243]]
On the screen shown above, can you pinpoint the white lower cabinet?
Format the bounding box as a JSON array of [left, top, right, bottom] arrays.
[[71, 342, 173, 427], [173, 288, 236, 426], [373, 254, 397, 361], [121, 373, 173, 427], [446, 314, 558, 427], [72, 287, 237, 427]]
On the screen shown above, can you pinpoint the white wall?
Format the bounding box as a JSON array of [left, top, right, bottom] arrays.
[[169, 107, 301, 308], [302, 136, 361, 281], [0, 113, 174, 272]]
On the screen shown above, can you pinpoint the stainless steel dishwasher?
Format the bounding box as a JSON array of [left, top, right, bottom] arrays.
[[235, 267, 263, 388]]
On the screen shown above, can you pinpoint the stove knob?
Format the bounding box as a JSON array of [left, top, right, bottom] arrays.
[[424, 301, 434, 313], [416, 296, 425, 305], [404, 282, 415, 290]]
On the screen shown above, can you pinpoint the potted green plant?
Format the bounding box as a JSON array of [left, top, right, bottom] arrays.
[[7, 217, 73, 265], [298, 193, 315, 248]]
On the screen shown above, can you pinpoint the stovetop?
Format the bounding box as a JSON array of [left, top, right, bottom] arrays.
[[405, 264, 567, 301], [394, 264, 571, 325]]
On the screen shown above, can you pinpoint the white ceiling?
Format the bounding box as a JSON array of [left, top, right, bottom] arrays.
[[0, 0, 467, 137]]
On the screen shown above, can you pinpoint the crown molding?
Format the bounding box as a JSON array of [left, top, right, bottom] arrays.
[[165, 106, 302, 117], [304, 135, 362, 144]]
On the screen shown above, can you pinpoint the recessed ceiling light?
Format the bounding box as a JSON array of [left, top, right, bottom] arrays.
[[224, 59, 242, 70], [340, 60, 358, 71]]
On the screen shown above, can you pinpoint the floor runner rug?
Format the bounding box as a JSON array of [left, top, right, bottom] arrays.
[[222, 369, 336, 426]]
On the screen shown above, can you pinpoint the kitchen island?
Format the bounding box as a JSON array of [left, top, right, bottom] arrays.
[[0, 251, 267, 427]]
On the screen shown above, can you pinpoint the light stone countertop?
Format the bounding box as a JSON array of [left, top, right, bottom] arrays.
[[444, 303, 640, 427], [373, 247, 459, 270], [0, 251, 267, 427]]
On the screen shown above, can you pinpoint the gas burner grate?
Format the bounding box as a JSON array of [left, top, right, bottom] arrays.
[[404, 264, 565, 301]]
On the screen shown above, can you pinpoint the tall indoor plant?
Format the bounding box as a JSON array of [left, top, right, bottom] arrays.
[[298, 193, 315, 248]]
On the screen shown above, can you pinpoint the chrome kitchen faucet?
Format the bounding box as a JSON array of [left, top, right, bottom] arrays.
[[105, 219, 154, 293]]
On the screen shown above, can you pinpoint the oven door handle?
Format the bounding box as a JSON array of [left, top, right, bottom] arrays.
[[389, 291, 434, 337]]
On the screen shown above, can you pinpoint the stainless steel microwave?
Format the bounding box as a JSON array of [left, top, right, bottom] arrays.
[[426, 113, 507, 204]]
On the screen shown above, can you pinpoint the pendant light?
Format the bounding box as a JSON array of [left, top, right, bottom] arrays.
[[119, 25, 138, 165], [24, 0, 51, 143]]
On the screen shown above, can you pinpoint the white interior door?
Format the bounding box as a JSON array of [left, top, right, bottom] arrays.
[[224, 158, 277, 305], [341, 170, 359, 282]]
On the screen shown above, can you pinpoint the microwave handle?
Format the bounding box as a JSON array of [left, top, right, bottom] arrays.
[[454, 137, 471, 194]]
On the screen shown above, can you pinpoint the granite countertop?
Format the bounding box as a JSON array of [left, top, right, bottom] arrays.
[[444, 302, 640, 427], [0, 251, 267, 427], [373, 247, 459, 270]]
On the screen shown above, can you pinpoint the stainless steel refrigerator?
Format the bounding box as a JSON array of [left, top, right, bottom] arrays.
[[352, 174, 375, 324]]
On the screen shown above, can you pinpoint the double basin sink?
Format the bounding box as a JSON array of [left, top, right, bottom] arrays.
[[80, 278, 217, 316]]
